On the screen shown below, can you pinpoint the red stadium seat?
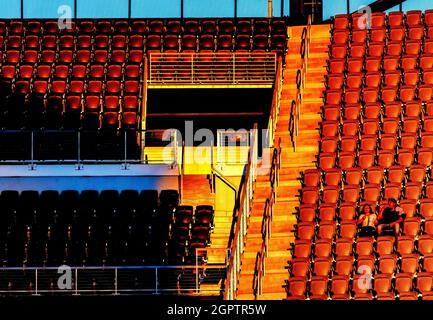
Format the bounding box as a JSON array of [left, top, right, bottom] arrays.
[[405, 40, 421, 55], [293, 240, 312, 259], [368, 42, 384, 57], [335, 257, 353, 276], [401, 254, 419, 274], [342, 185, 359, 203], [420, 199, 433, 219], [319, 204, 336, 222], [290, 258, 310, 277], [345, 167, 363, 185], [312, 257, 332, 276], [378, 255, 397, 274], [398, 236, 415, 254], [389, 26, 405, 42], [333, 14, 349, 30], [298, 204, 316, 222]]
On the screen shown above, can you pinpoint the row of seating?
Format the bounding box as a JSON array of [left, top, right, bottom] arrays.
[[286, 272, 433, 300], [0, 19, 288, 36], [333, 10, 433, 30], [286, 9, 433, 300], [0, 189, 213, 266], [0, 33, 286, 54]]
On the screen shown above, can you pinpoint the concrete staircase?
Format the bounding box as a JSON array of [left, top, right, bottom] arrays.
[[236, 24, 331, 300]]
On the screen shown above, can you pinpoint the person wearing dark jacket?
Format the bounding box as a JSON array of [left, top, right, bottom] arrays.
[[377, 198, 405, 236]]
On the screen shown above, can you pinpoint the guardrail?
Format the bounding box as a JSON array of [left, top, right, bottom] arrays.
[[288, 15, 311, 152], [252, 138, 281, 298], [0, 129, 179, 166], [148, 52, 277, 87], [224, 125, 258, 300], [267, 56, 283, 148], [0, 263, 226, 296]]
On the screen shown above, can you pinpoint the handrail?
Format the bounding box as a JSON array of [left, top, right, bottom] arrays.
[[289, 14, 312, 152], [224, 124, 258, 300], [0, 264, 227, 296], [267, 56, 284, 148], [148, 52, 277, 87], [252, 137, 281, 298]]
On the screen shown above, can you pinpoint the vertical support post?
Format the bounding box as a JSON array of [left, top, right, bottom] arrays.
[[181, 0, 184, 19], [75, 268, 78, 295], [234, 0, 238, 18], [281, 0, 284, 17], [74, 0, 77, 20], [268, 0, 273, 18], [21, 0, 24, 19], [195, 251, 199, 294], [31, 131, 34, 165], [35, 269, 38, 295], [124, 129, 128, 165], [179, 141, 185, 204], [191, 53, 194, 84], [346, 0, 350, 14], [155, 268, 159, 294], [77, 131, 81, 165], [232, 55, 236, 84], [128, 0, 132, 19], [114, 268, 118, 295]]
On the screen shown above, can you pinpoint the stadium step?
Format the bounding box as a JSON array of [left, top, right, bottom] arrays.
[[236, 23, 330, 300]]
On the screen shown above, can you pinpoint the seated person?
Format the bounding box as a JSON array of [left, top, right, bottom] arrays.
[[357, 203, 377, 237], [377, 198, 405, 236]]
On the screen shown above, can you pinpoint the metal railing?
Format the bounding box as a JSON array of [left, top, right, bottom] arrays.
[[252, 138, 281, 298], [224, 125, 258, 300], [289, 15, 311, 152], [148, 52, 278, 87], [0, 264, 226, 296], [267, 56, 283, 148], [0, 129, 179, 166]]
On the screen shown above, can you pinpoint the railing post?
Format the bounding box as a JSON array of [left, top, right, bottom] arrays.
[[124, 130, 127, 165], [74, 268, 78, 295], [114, 267, 118, 295], [232, 54, 236, 84], [149, 53, 152, 84], [196, 251, 199, 294], [34, 268, 38, 296], [155, 268, 159, 294], [77, 131, 81, 165], [191, 53, 194, 84], [31, 131, 34, 164]]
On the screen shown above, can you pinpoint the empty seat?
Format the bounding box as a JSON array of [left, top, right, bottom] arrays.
[[419, 235, 433, 255], [404, 217, 421, 237], [297, 222, 315, 240], [312, 257, 332, 277], [293, 240, 312, 259], [397, 235, 415, 254], [298, 204, 316, 222], [303, 169, 321, 187], [334, 256, 354, 276], [287, 276, 307, 299], [378, 254, 397, 274], [335, 238, 353, 257], [290, 258, 310, 277], [416, 272, 433, 295], [342, 185, 360, 203], [318, 221, 336, 240], [319, 203, 336, 221], [356, 237, 374, 256], [309, 276, 329, 300], [420, 199, 433, 218]]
